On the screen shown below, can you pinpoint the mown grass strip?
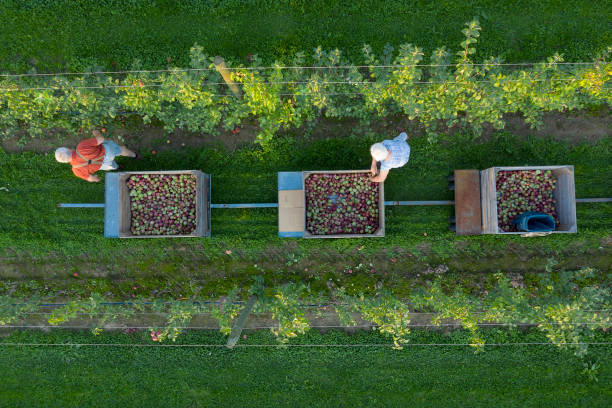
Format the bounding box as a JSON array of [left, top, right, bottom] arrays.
[[1, 0, 610, 72], [0, 328, 610, 407]]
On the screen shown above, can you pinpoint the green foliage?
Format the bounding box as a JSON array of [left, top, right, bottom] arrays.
[[412, 281, 485, 350], [47, 293, 142, 335], [530, 264, 612, 358], [256, 283, 311, 343], [1, 22, 610, 143], [209, 287, 244, 335], [149, 300, 205, 342], [412, 265, 612, 358], [0, 295, 39, 325], [346, 266, 608, 357], [582, 360, 602, 383], [5, 266, 607, 359], [336, 288, 412, 349]]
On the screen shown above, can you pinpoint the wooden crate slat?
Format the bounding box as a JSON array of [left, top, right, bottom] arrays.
[[279, 207, 304, 232], [480, 168, 497, 234], [454, 170, 482, 235]]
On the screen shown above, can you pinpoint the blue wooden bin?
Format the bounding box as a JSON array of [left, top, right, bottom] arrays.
[[104, 170, 211, 238]]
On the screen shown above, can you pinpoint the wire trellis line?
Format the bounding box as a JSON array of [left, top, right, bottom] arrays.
[[0, 61, 603, 77], [1, 322, 609, 330], [11, 309, 612, 316], [0, 324, 369, 330], [0, 342, 610, 348]]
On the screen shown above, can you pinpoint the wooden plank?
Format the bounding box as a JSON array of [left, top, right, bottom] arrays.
[[480, 168, 497, 234], [454, 170, 482, 235], [278, 190, 303, 208], [195, 173, 205, 237], [278, 189, 304, 236], [208, 174, 212, 237], [277, 173, 305, 237], [553, 166, 577, 232], [279, 207, 304, 232], [204, 174, 211, 237], [213, 56, 242, 98], [118, 172, 131, 237], [226, 295, 258, 349], [211, 203, 277, 208]]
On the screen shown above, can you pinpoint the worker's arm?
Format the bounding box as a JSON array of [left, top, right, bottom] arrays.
[[370, 157, 378, 176], [394, 132, 408, 142], [87, 174, 101, 182], [92, 129, 104, 145], [369, 169, 389, 183]]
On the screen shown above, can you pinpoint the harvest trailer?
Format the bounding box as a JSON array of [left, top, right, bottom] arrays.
[[57, 166, 598, 240]]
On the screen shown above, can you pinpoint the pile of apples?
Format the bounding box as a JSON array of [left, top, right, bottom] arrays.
[[126, 174, 197, 236], [496, 170, 558, 232], [305, 173, 380, 235]]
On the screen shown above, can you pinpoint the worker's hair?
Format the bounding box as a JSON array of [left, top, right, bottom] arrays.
[[54, 147, 72, 163], [370, 143, 388, 161]]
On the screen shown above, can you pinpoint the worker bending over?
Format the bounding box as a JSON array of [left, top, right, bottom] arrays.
[[369, 132, 411, 183], [55, 129, 138, 182]]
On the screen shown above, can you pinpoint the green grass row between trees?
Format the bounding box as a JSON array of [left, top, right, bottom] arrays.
[[0, 328, 610, 407], [1, 132, 610, 288], [1, 0, 610, 73]]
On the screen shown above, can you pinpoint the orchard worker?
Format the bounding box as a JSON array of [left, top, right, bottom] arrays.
[[54, 129, 138, 182], [369, 132, 410, 183]]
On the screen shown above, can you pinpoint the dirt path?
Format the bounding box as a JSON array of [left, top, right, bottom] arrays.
[[2, 108, 610, 154]]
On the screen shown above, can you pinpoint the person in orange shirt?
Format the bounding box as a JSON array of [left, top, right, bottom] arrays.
[[54, 129, 138, 182]]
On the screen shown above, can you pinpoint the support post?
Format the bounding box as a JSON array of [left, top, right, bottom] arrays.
[[226, 295, 258, 349], [214, 56, 242, 98]]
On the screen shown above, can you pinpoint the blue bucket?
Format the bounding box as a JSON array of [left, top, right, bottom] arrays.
[[512, 211, 556, 232]]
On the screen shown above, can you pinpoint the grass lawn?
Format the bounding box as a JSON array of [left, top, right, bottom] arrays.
[[0, 328, 610, 407], [0, 132, 610, 298], [0, 0, 610, 73]]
